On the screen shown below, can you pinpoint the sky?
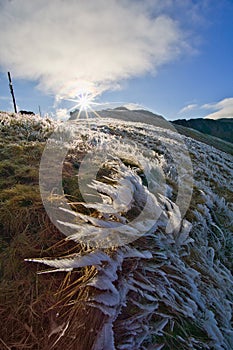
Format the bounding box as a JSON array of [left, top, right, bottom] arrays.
[[0, 0, 233, 121]]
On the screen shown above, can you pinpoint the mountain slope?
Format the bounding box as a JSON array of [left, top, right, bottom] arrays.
[[172, 118, 233, 144], [70, 107, 169, 129], [0, 111, 232, 350], [70, 108, 233, 155], [171, 123, 233, 156]]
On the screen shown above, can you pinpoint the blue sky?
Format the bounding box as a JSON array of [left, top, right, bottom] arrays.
[[0, 0, 233, 120]]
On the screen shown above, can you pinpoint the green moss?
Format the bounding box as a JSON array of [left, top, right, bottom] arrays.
[[150, 317, 209, 349], [62, 177, 82, 200], [0, 160, 16, 176]]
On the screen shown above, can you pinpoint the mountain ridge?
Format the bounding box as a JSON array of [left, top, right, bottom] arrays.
[[172, 117, 233, 144]]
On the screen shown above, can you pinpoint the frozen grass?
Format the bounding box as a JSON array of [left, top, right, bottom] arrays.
[[0, 112, 232, 349]]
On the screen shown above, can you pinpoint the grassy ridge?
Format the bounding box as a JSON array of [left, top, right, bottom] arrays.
[[0, 112, 232, 349], [173, 123, 233, 155]]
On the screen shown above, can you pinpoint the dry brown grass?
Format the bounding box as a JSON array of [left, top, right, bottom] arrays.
[[0, 194, 109, 349], [0, 138, 109, 349]]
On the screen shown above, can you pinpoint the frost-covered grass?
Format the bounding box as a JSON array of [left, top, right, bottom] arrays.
[[0, 112, 232, 349], [173, 123, 233, 156], [0, 111, 54, 141]]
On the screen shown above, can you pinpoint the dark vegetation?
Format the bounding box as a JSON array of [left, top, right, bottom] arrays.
[[172, 117, 233, 144], [19, 110, 35, 115], [173, 124, 233, 155]]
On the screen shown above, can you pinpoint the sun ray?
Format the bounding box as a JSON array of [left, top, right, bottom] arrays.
[[66, 90, 104, 121], [77, 108, 82, 120], [65, 90, 131, 122], [88, 105, 102, 119], [85, 108, 89, 120]]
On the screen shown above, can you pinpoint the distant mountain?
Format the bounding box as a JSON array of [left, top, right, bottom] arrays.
[[69, 106, 167, 128], [172, 118, 233, 144], [172, 123, 233, 156]]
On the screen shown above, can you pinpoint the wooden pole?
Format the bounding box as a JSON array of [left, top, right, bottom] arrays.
[[8, 71, 17, 113]]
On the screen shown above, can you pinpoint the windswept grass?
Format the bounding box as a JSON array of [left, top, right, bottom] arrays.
[[0, 113, 232, 349], [0, 120, 117, 349]]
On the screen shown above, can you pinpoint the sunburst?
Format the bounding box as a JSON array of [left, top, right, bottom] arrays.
[[67, 92, 102, 120]]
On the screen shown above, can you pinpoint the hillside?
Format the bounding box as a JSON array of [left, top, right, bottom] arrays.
[[171, 123, 233, 156], [71, 108, 233, 156], [70, 107, 168, 128], [0, 111, 232, 350], [172, 118, 233, 144]]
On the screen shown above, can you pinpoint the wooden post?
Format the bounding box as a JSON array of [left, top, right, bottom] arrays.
[[8, 72, 17, 113]]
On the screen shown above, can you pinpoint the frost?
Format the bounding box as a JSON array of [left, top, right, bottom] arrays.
[[21, 114, 233, 350], [25, 250, 111, 272]]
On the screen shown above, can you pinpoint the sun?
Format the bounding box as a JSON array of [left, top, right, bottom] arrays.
[[67, 91, 102, 120], [77, 92, 93, 111]]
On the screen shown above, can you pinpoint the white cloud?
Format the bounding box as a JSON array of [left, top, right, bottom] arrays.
[[0, 96, 10, 101], [124, 103, 147, 111], [55, 108, 69, 121], [203, 98, 233, 119], [0, 0, 186, 100], [179, 103, 198, 114]]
